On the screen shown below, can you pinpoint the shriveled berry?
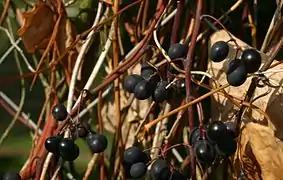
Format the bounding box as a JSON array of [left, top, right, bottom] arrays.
[[210, 41, 229, 62], [77, 123, 91, 138], [150, 159, 171, 180], [52, 104, 68, 121], [45, 136, 61, 154], [2, 172, 21, 180], [194, 140, 215, 165], [226, 60, 247, 87], [206, 121, 227, 143], [168, 43, 187, 59], [215, 138, 237, 157], [124, 146, 148, 165], [134, 80, 154, 100], [152, 81, 168, 103], [86, 133, 108, 153], [130, 162, 147, 179], [124, 74, 144, 93], [241, 49, 261, 73], [58, 138, 80, 161]]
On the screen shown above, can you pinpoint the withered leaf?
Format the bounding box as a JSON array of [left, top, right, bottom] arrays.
[[236, 123, 283, 180], [18, 2, 56, 53]]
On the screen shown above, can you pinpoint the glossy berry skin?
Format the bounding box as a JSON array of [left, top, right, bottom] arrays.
[[168, 43, 187, 59], [225, 121, 238, 139], [141, 62, 157, 79], [215, 138, 237, 157], [58, 138, 80, 161], [124, 146, 148, 165], [130, 162, 147, 179], [45, 136, 61, 154], [210, 41, 229, 62], [194, 140, 215, 165], [206, 121, 228, 143], [52, 104, 68, 121], [2, 172, 21, 180], [152, 81, 168, 103], [176, 78, 186, 94], [226, 60, 247, 87], [123, 74, 144, 93], [241, 49, 261, 73], [189, 127, 201, 146], [133, 80, 154, 100], [86, 133, 108, 153], [150, 159, 171, 180]]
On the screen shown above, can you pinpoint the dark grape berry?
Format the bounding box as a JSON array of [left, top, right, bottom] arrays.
[[194, 140, 215, 165], [189, 127, 201, 146], [45, 136, 61, 154], [168, 43, 187, 59], [210, 41, 229, 62], [206, 121, 228, 143], [86, 133, 108, 153], [130, 162, 147, 179], [77, 123, 91, 138], [58, 138, 80, 161], [123, 162, 133, 178], [150, 159, 171, 180], [141, 62, 157, 79], [176, 78, 186, 94], [225, 121, 238, 139], [124, 146, 148, 165], [215, 138, 237, 157], [241, 49, 261, 73], [168, 60, 184, 74], [226, 60, 247, 87], [2, 172, 21, 180], [52, 104, 68, 121], [152, 81, 168, 103], [123, 74, 144, 93], [134, 80, 154, 100]]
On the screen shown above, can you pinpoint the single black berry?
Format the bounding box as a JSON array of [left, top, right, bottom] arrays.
[[123, 74, 144, 93], [176, 78, 186, 94], [86, 133, 108, 153], [58, 138, 80, 161], [133, 80, 154, 100], [77, 123, 91, 138], [226, 60, 247, 87], [123, 146, 148, 165], [52, 104, 68, 121], [194, 140, 216, 165], [2, 172, 21, 180], [189, 127, 201, 146], [130, 162, 147, 179], [241, 49, 261, 73], [210, 41, 229, 62], [168, 43, 187, 59], [206, 121, 228, 143], [152, 81, 168, 103], [141, 62, 157, 79], [150, 159, 171, 180], [45, 136, 61, 154], [215, 138, 237, 157], [225, 121, 238, 139]]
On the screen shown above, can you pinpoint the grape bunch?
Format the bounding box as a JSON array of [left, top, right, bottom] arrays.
[[122, 146, 187, 179], [45, 104, 108, 162], [189, 121, 238, 166], [210, 41, 262, 87]]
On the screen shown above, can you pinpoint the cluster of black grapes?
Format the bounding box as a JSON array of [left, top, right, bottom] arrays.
[[189, 121, 238, 166], [123, 43, 188, 102], [44, 104, 108, 161], [123, 146, 187, 180], [210, 41, 262, 86]]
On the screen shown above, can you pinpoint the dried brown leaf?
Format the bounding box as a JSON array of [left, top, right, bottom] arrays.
[[235, 123, 283, 180]]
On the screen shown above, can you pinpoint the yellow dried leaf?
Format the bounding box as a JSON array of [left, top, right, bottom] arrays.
[[236, 123, 283, 180]]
